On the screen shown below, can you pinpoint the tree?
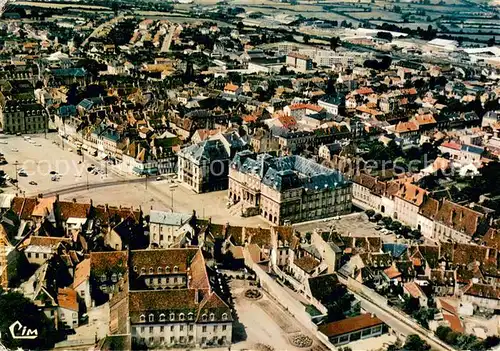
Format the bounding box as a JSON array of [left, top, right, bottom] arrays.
[[488, 37, 496, 47], [330, 36, 340, 51], [365, 209, 375, 219], [382, 217, 393, 227], [237, 21, 244, 32], [376, 31, 393, 42], [0, 289, 57, 349], [303, 34, 311, 44], [373, 213, 383, 222], [436, 325, 452, 342], [390, 221, 402, 231], [404, 335, 430, 351], [305, 232, 312, 243]]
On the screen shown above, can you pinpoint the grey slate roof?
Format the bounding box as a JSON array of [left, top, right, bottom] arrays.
[[179, 139, 229, 165], [231, 152, 349, 192], [149, 210, 192, 226]]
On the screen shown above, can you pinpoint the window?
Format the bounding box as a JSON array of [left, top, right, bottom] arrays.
[[35, 253, 39, 259], [180, 336, 185, 343], [189, 324, 193, 331], [27, 252, 31, 258], [222, 325, 227, 331], [180, 325, 184, 331], [166, 266, 170, 273], [149, 267, 153, 274], [149, 314, 154, 322], [179, 313, 185, 321], [158, 267, 163, 274], [159, 313, 165, 322], [148, 337, 153, 343], [141, 327, 145, 333], [160, 326, 164, 332], [188, 312, 194, 320], [201, 337, 206, 344], [169, 313, 175, 321], [173, 266, 179, 273], [170, 336, 174, 343], [209, 313, 215, 321], [134, 266, 138, 272], [202, 326, 207, 333], [174, 277, 178, 283], [202, 314, 207, 321], [214, 325, 218, 332], [100, 274, 107, 282], [141, 267, 145, 274], [222, 313, 228, 321], [189, 336, 194, 342], [160, 336, 164, 343], [149, 326, 153, 333], [170, 326, 174, 331], [140, 314, 146, 322]]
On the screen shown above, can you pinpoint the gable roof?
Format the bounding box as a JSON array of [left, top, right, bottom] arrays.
[[319, 314, 384, 338]]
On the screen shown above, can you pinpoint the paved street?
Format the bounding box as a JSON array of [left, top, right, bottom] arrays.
[[0, 134, 120, 196]]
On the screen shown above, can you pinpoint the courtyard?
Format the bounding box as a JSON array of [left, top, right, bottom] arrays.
[[229, 279, 327, 351]]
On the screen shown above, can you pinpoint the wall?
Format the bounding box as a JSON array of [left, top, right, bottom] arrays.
[[243, 247, 337, 351]]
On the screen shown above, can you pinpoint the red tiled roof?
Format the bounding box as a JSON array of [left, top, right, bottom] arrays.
[[319, 314, 384, 338], [441, 142, 461, 151], [404, 281, 426, 299], [289, 103, 323, 113], [58, 287, 79, 311], [73, 258, 91, 289], [224, 83, 239, 92], [278, 114, 297, 128], [434, 200, 483, 238], [395, 121, 419, 133], [396, 183, 427, 207]]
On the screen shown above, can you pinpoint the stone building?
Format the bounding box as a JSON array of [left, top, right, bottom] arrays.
[[177, 139, 230, 193], [0, 100, 48, 134], [229, 151, 352, 224], [129, 248, 232, 348]]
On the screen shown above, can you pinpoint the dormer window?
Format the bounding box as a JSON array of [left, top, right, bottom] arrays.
[[149, 267, 154, 274], [158, 267, 163, 274], [169, 313, 175, 321], [222, 313, 228, 321], [159, 313, 165, 322], [111, 273, 117, 283], [209, 313, 215, 321], [100, 274, 107, 282], [133, 266, 138, 272], [166, 266, 170, 273], [173, 266, 179, 273], [141, 267, 145, 274], [202, 314, 207, 321], [179, 313, 185, 321], [149, 314, 154, 322], [188, 312, 194, 320], [140, 314, 145, 322]]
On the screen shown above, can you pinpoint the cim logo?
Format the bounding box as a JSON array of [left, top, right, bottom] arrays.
[[9, 321, 38, 340]]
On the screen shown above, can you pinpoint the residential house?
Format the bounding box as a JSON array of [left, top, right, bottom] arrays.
[[149, 211, 195, 248]]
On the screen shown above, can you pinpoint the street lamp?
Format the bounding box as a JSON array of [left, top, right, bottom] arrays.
[[13, 160, 19, 188], [170, 188, 175, 212]]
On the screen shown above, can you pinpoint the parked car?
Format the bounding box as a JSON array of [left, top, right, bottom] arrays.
[[29, 181, 37, 185], [11, 148, 18, 152]]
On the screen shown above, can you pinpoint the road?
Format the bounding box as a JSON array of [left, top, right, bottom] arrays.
[[337, 274, 453, 351]]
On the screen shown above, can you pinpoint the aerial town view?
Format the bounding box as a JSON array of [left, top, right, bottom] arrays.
[[0, 0, 500, 350]]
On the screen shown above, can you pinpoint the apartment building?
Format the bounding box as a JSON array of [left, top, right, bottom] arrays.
[[229, 151, 352, 224], [0, 100, 48, 134], [286, 52, 313, 73], [177, 139, 230, 193], [129, 248, 232, 348], [149, 211, 195, 248]]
